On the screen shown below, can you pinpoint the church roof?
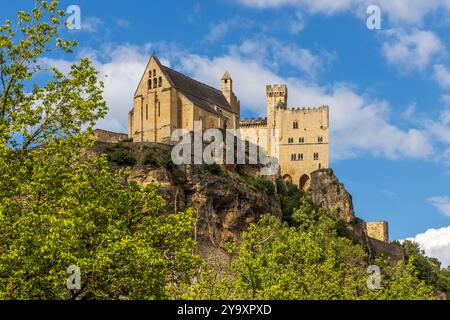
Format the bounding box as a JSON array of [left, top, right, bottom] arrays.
[[160, 65, 233, 114]]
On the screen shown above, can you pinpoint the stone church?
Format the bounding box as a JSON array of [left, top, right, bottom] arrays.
[[128, 55, 329, 189]]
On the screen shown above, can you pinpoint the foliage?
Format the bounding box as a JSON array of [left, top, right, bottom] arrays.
[[0, 152, 202, 299], [392, 240, 450, 297], [143, 152, 158, 166], [204, 163, 224, 176], [0, 0, 201, 300], [280, 182, 303, 217], [107, 148, 137, 166], [237, 174, 275, 196], [186, 199, 435, 300]]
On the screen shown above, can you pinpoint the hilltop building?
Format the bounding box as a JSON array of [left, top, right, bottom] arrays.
[[128, 55, 328, 189]]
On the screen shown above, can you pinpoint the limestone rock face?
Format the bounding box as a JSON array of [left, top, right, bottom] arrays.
[[91, 141, 402, 264], [92, 141, 282, 252], [309, 169, 355, 223], [309, 168, 404, 263]]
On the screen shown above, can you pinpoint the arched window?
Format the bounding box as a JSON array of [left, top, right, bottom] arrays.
[[318, 136, 323, 143], [153, 78, 157, 89], [298, 153, 303, 161], [288, 137, 293, 144], [313, 153, 319, 160], [153, 69, 156, 77], [299, 137, 305, 144], [158, 76, 162, 87], [148, 79, 151, 90], [293, 121, 299, 129]]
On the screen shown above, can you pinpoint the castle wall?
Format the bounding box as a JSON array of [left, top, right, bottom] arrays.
[[277, 106, 329, 188], [366, 221, 389, 243]]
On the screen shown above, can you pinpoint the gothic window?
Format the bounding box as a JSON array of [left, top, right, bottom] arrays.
[[298, 153, 303, 161], [293, 121, 299, 129], [148, 79, 151, 90], [158, 76, 162, 87], [299, 137, 305, 144], [313, 153, 319, 160], [318, 136, 323, 143], [153, 69, 156, 77], [153, 78, 157, 89], [288, 137, 294, 144], [291, 154, 295, 161]]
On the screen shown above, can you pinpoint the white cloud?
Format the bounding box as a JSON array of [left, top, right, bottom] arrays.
[[428, 196, 450, 217], [204, 20, 235, 43], [433, 64, 450, 89], [402, 102, 417, 121], [42, 44, 154, 133], [236, 0, 450, 24], [407, 226, 450, 268], [382, 29, 445, 72], [81, 16, 103, 33], [424, 106, 450, 148], [115, 18, 132, 29], [289, 12, 305, 34], [230, 38, 333, 78], [442, 95, 450, 107], [236, 0, 360, 15]]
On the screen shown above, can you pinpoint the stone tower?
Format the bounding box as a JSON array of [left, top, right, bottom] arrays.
[[221, 71, 240, 127], [266, 84, 288, 156]]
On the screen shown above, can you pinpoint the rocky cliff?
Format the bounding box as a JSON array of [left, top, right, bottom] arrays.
[[308, 169, 404, 263], [88, 140, 403, 264]]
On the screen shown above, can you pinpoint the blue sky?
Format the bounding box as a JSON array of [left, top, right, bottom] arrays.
[[2, 0, 450, 266]]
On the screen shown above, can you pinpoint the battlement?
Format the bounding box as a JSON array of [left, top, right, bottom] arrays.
[[286, 105, 329, 112], [266, 84, 288, 97], [240, 117, 268, 127]]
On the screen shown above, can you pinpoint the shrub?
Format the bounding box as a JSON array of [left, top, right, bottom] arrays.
[[144, 152, 158, 166], [281, 183, 303, 217], [204, 163, 223, 176], [238, 174, 275, 196], [108, 149, 137, 166]]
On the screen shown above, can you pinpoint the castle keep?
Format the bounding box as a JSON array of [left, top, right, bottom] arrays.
[[240, 84, 329, 190]]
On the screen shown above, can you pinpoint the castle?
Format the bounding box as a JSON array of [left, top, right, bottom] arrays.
[[124, 55, 393, 245], [128, 55, 328, 190]]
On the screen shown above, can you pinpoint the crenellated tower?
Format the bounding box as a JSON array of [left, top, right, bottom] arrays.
[[266, 84, 288, 155]]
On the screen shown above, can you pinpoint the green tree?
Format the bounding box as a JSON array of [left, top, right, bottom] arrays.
[[187, 198, 435, 300], [392, 240, 450, 298], [0, 0, 201, 299]]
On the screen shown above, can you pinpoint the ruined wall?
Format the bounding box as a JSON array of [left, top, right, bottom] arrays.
[[93, 129, 128, 143], [367, 221, 389, 243]]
